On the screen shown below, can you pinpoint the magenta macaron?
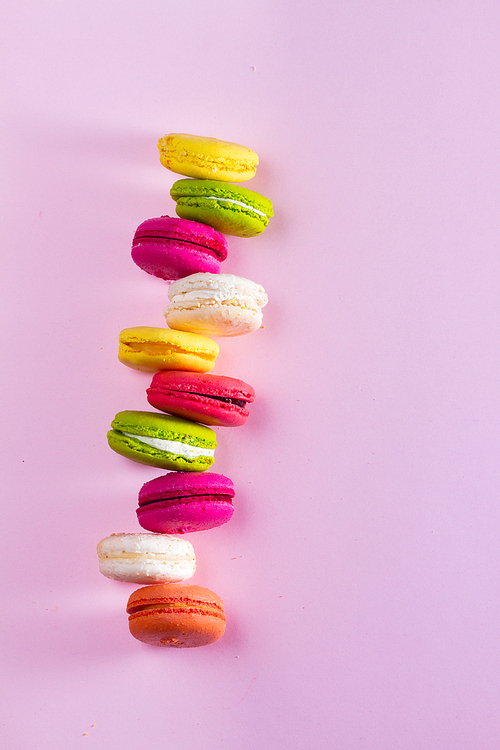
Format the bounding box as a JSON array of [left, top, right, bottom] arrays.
[[137, 472, 235, 534], [131, 216, 228, 281], [146, 371, 255, 427]]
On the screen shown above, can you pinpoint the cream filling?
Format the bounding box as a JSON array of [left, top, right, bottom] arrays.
[[204, 196, 267, 217], [168, 289, 260, 310], [123, 432, 214, 458]]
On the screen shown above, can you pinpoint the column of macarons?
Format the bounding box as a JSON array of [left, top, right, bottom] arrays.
[[98, 134, 273, 648]]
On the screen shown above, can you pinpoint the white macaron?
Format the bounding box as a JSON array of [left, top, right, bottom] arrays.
[[97, 533, 196, 584], [164, 273, 268, 336]]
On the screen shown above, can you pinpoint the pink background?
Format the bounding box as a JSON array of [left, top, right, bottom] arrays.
[[2, 1, 500, 748]]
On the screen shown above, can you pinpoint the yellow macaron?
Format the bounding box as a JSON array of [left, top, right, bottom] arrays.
[[157, 133, 259, 182], [118, 326, 219, 372]]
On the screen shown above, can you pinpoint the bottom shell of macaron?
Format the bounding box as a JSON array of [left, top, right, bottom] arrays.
[[126, 584, 226, 647], [137, 497, 234, 534]]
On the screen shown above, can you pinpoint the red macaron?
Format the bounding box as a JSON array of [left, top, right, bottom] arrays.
[[146, 371, 255, 427]]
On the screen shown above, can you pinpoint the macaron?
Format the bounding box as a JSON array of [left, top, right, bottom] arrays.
[[126, 583, 226, 647], [158, 133, 258, 182], [170, 179, 273, 237], [164, 273, 268, 337], [147, 371, 255, 427], [131, 216, 228, 281], [118, 326, 219, 373], [97, 533, 196, 584], [107, 410, 217, 471], [137, 472, 235, 534]]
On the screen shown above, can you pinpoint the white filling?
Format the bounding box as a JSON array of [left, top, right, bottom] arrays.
[[168, 288, 260, 310], [167, 274, 268, 309], [205, 196, 267, 217], [123, 432, 214, 458]]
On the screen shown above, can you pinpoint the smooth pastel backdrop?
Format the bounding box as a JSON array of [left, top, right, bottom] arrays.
[[2, 1, 500, 748]]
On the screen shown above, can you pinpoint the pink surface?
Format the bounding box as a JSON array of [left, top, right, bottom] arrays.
[[2, 1, 500, 748]]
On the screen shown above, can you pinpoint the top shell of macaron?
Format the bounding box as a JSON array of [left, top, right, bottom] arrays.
[[111, 410, 217, 447], [132, 216, 228, 260], [149, 370, 256, 402], [97, 532, 195, 557], [170, 179, 273, 219], [126, 583, 225, 615], [119, 326, 220, 356], [138, 472, 235, 505], [167, 273, 268, 309], [158, 134, 259, 182]]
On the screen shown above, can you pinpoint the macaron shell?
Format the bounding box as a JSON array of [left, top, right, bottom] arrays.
[[158, 133, 258, 182], [147, 371, 255, 426], [165, 303, 263, 337], [127, 583, 226, 647], [138, 471, 235, 503], [147, 389, 249, 426], [137, 496, 234, 534], [110, 410, 217, 442], [174, 202, 266, 238], [131, 216, 227, 281], [118, 326, 219, 372]]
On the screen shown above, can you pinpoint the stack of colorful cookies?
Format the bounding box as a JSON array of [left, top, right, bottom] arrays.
[[98, 134, 273, 648]]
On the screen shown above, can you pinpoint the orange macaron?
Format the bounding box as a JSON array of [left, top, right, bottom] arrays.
[[126, 583, 226, 647]]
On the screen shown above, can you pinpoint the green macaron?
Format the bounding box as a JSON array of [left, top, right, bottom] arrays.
[[170, 179, 273, 238], [107, 410, 217, 471]]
